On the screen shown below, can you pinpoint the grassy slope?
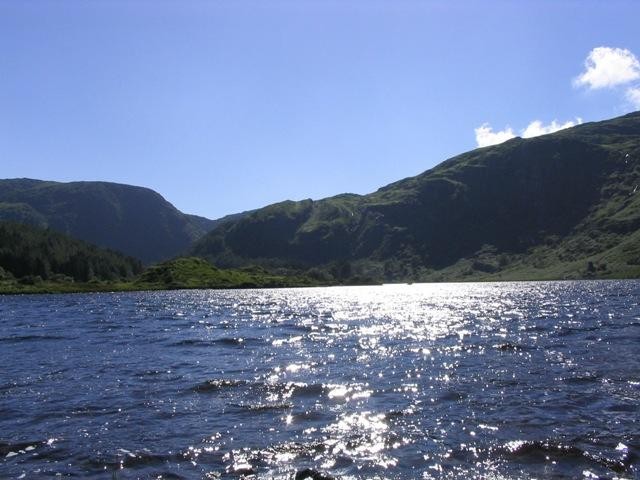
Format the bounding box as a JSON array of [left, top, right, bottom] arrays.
[[193, 111, 640, 282]]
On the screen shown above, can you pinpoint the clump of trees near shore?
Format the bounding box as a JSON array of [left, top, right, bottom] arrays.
[[0, 221, 142, 284]]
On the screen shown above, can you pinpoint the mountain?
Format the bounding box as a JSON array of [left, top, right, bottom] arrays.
[[0, 221, 142, 284], [0, 179, 217, 264], [193, 111, 640, 281]]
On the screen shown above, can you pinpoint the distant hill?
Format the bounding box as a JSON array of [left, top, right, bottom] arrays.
[[0, 221, 142, 283], [0, 179, 217, 264], [193, 111, 640, 281]]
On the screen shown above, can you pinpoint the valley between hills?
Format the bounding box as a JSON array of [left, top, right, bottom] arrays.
[[2, 111, 640, 294]]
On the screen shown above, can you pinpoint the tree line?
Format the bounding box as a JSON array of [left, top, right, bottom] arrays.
[[0, 221, 143, 283]]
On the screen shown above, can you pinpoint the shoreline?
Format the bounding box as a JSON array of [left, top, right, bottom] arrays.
[[1, 275, 637, 296]]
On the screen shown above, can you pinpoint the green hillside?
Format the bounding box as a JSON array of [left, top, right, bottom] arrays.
[[0, 179, 216, 264], [193, 111, 640, 282]]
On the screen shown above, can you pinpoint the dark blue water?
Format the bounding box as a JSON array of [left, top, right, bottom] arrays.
[[1, 281, 639, 479]]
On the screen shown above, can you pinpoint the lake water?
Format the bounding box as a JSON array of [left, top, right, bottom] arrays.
[[1, 281, 639, 479]]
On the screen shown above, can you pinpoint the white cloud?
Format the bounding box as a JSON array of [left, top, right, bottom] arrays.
[[574, 47, 640, 89], [521, 118, 582, 138], [627, 87, 640, 109], [474, 47, 638, 150], [474, 123, 515, 147], [474, 117, 582, 147]]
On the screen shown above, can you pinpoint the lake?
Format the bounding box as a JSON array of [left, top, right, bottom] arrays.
[[1, 281, 639, 479]]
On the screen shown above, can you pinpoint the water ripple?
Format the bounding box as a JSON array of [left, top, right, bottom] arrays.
[[0, 281, 639, 478]]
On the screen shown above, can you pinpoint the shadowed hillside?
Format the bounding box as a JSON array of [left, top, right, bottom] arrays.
[[0, 179, 216, 263]]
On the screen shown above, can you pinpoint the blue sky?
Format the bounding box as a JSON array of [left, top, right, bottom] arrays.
[[1, 1, 640, 219]]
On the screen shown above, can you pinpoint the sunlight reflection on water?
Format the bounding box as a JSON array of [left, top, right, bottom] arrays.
[[0, 281, 639, 478]]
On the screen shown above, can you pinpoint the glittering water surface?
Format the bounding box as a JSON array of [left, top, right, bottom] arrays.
[[1, 281, 639, 479]]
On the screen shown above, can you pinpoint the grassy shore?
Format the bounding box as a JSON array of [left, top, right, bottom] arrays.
[[0, 257, 328, 295], [2, 255, 638, 296]]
